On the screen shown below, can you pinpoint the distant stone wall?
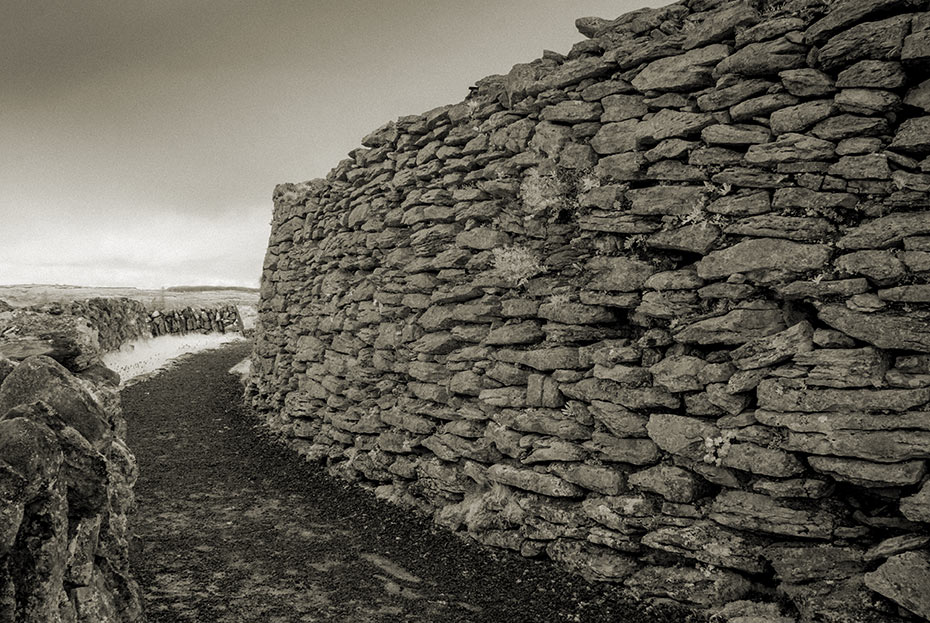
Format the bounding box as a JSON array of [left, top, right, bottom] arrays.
[[0, 317, 142, 621], [25, 298, 244, 352], [250, 0, 930, 620]]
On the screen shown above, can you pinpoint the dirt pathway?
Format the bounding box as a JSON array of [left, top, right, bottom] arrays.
[[123, 342, 689, 623]]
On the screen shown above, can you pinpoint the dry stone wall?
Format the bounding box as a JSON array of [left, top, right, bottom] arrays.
[[27, 298, 244, 352], [0, 299, 242, 371], [0, 299, 242, 621], [0, 316, 142, 621], [250, 0, 930, 620]]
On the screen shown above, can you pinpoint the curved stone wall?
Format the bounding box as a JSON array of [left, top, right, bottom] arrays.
[[32, 298, 244, 352], [249, 0, 930, 620]]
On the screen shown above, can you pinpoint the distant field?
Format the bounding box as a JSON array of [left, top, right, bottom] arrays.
[[0, 284, 260, 311]]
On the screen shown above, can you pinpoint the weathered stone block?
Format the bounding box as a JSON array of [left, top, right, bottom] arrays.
[[589, 400, 648, 437], [709, 490, 836, 539], [720, 442, 805, 478], [890, 117, 930, 154], [590, 121, 640, 154], [817, 14, 912, 72], [550, 463, 624, 495], [808, 455, 926, 487], [715, 37, 806, 77], [628, 464, 700, 503], [764, 543, 865, 584], [584, 256, 657, 291], [839, 210, 930, 249], [631, 44, 730, 92], [730, 321, 813, 370], [646, 413, 718, 462], [649, 355, 706, 393], [795, 347, 888, 388], [0, 356, 110, 450], [624, 565, 751, 607], [593, 152, 646, 181], [696, 238, 831, 280], [779, 68, 835, 97], [483, 321, 544, 346], [865, 551, 930, 620], [675, 304, 787, 345], [564, 378, 679, 410], [546, 540, 638, 581], [769, 101, 835, 135], [900, 480, 930, 523], [745, 133, 834, 164], [818, 304, 930, 351], [836, 60, 907, 88], [496, 347, 582, 371], [697, 78, 772, 111], [758, 378, 930, 413], [486, 464, 582, 497], [540, 100, 602, 124], [834, 88, 901, 115], [827, 154, 891, 180], [634, 109, 716, 145], [583, 433, 659, 465], [642, 521, 767, 574]]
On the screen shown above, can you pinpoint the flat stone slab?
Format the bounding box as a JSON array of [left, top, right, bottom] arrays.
[[757, 378, 930, 412], [696, 238, 831, 280], [865, 551, 930, 620], [641, 521, 767, 574], [838, 210, 930, 249], [709, 490, 835, 539], [808, 456, 927, 487], [675, 304, 787, 345], [900, 481, 930, 523], [817, 304, 930, 352]]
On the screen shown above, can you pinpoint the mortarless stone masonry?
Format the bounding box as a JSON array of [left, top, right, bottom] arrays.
[[0, 299, 243, 621], [249, 0, 930, 620]]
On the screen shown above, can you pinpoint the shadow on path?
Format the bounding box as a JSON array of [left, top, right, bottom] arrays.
[[123, 342, 690, 623]]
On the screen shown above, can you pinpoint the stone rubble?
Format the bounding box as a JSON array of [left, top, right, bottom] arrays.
[[249, 0, 930, 620]]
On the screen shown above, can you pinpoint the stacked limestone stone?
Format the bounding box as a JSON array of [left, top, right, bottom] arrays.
[[250, 0, 930, 620], [26, 298, 244, 350], [0, 321, 142, 621], [147, 304, 242, 337]]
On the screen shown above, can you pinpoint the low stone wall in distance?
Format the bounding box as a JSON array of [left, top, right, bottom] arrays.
[[249, 0, 930, 620], [37, 298, 244, 351]]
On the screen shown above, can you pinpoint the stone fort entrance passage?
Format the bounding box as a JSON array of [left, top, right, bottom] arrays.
[[123, 342, 688, 623]]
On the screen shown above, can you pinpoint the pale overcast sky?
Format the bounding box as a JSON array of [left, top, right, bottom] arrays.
[[1, 0, 662, 289]]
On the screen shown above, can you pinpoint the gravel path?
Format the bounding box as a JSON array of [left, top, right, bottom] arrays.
[[123, 342, 695, 623]]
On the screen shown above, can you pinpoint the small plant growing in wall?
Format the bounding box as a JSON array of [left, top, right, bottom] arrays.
[[491, 245, 546, 286], [703, 181, 732, 197], [561, 400, 588, 421], [578, 174, 601, 193], [520, 167, 566, 218], [702, 430, 736, 467], [623, 234, 648, 253]]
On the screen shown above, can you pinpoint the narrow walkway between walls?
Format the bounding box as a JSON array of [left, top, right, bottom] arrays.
[[122, 343, 695, 623]]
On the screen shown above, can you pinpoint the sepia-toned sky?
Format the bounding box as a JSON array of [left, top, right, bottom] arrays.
[[1, 0, 661, 289]]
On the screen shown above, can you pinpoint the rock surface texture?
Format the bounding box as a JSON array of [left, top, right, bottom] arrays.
[[249, 0, 930, 621], [0, 300, 243, 621], [0, 321, 144, 621]]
